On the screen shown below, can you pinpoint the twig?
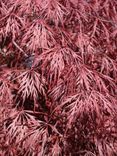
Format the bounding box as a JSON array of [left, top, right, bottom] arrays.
[[12, 40, 28, 57]]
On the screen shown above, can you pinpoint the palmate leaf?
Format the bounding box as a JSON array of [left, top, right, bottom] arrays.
[[0, 11, 24, 40], [22, 20, 56, 51], [40, 46, 81, 84], [23, 121, 48, 155], [48, 67, 78, 103], [5, 109, 39, 147], [60, 90, 117, 127], [76, 63, 117, 95], [40, 0, 68, 26], [22, 117, 62, 156], [17, 70, 46, 102]]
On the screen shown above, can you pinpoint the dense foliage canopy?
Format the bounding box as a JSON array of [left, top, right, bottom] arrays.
[[0, 0, 117, 155]]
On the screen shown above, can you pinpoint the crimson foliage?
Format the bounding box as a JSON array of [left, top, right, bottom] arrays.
[[0, 0, 117, 155]]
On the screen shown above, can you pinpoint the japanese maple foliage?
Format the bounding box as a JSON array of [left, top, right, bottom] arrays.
[[0, 0, 117, 155]]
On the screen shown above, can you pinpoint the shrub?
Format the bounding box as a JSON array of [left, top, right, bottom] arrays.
[[0, 0, 117, 155]]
